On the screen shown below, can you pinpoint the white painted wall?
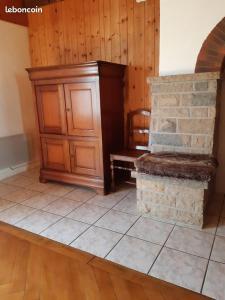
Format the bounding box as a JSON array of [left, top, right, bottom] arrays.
[[0, 20, 30, 136], [160, 0, 225, 75], [0, 20, 39, 161]]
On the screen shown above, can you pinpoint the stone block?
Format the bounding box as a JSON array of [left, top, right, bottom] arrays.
[[175, 210, 203, 226], [191, 135, 207, 148], [141, 191, 176, 207], [177, 119, 215, 134], [153, 94, 180, 107], [151, 118, 158, 132], [208, 107, 216, 118], [152, 82, 193, 94], [166, 184, 204, 201], [194, 81, 208, 91], [151, 133, 191, 147], [153, 107, 190, 118], [180, 93, 216, 106], [138, 179, 165, 193], [158, 118, 176, 133], [176, 197, 195, 212], [190, 107, 208, 118]]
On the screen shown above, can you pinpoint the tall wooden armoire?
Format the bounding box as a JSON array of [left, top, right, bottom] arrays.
[[27, 61, 126, 195]]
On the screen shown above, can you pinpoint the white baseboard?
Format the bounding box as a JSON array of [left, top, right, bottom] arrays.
[[0, 160, 40, 181]]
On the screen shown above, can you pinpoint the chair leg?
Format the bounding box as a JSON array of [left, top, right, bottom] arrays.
[[110, 158, 116, 192]]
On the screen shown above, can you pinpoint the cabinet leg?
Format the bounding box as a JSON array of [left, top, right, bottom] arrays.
[[95, 188, 106, 195], [110, 158, 115, 192], [39, 177, 48, 184]]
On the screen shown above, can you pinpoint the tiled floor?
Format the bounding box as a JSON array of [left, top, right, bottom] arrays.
[[0, 169, 225, 299]]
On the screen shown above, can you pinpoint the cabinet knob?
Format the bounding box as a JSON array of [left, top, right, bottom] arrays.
[[66, 108, 70, 112]]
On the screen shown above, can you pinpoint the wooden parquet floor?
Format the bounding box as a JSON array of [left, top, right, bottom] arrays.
[[0, 221, 211, 300]]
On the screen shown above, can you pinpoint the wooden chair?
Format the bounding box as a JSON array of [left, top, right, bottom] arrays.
[[110, 109, 151, 191]]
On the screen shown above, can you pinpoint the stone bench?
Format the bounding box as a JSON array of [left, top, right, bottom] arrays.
[[133, 152, 217, 227]]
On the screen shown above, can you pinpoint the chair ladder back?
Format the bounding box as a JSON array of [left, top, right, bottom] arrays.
[[127, 108, 151, 151]]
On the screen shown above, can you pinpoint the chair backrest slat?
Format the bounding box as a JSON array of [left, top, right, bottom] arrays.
[[127, 108, 151, 151]]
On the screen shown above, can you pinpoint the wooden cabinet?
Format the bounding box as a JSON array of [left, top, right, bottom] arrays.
[[27, 62, 125, 194]]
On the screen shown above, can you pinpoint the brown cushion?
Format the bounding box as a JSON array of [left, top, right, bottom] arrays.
[[135, 152, 218, 181]]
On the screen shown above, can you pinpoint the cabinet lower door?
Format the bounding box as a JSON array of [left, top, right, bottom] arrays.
[[70, 140, 101, 177], [36, 85, 67, 134], [41, 138, 71, 172]]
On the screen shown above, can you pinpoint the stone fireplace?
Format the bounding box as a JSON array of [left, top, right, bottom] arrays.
[[133, 72, 220, 227]]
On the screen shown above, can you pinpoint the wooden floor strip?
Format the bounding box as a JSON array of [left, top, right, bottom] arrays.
[[0, 221, 211, 300]]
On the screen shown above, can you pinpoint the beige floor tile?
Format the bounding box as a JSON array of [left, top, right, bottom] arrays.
[[41, 218, 89, 244], [16, 210, 61, 234], [2, 175, 37, 187], [150, 247, 208, 293], [211, 236, 225, 263], [20, 168, 40, 179], [2, 189, 40, 203], [95, 210, 139, 234], [166, 226, 214, 259], [71, 226, 122, 257], [217, 217, 225, 237], [113, 192, 141, 216], [202, 261, 225, 300], [67, 203, 108, 224], [65, 188, 96, 202], [45, 184, 75, 197], [26, 182, 52, 193], [22, 193, 59, 209], [0, 204, 36, 225], [43, 198, 82, 216], [0, 198, 16, 212], [107, 235, 161, 273], [127, 217, 174, 245], [0, 183, 20, 197], [87, 193, 124, 209]]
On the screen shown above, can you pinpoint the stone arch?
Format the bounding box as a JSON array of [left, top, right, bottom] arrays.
[[195, 17, 225, 73]]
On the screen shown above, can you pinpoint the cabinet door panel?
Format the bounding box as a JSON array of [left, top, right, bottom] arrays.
[[65, 82, 99, 137], [42, 138, 71, 172], [36, 85, 67, 134], [70, 140, 101, 177]]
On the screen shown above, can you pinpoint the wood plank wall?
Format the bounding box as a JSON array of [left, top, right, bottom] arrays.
[[28, 0, 159, 133]]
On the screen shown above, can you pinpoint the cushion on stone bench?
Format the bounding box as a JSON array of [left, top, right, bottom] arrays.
[[135, 152, 218, 181]]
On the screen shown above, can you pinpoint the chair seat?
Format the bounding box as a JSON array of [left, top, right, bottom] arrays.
[[110, 149, 148, 162]]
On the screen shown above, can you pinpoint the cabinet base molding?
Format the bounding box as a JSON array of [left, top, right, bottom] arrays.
[[40, 169, 105, 195]]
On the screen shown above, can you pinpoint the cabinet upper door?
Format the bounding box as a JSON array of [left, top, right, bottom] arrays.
[[64, 82, 100, 137], [36, 85, 67, 134]]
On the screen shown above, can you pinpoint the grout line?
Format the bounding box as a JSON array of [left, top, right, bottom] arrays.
[[1, 176, 225, 294], [103, 215, 143, 259], [67, 188, 132, 247], [200, 209, 222, 294], [147, 224, 176, 275]]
